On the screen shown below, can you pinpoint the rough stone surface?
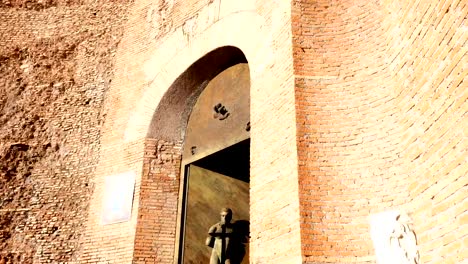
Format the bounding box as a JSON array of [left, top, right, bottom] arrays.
[[0, 2, 130, 262]]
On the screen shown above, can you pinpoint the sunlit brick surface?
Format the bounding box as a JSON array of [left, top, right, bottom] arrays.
[[292, 0, 466, 263], [0, 0, 465, 263]]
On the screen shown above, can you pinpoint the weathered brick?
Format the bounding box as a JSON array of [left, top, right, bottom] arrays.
[[1, 0, 465, 263]]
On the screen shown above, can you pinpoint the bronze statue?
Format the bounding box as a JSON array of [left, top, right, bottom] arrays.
[[205, 208, 248, 264]]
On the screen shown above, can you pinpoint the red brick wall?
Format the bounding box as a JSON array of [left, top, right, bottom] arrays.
[[133, 139, 182, 263], [292, 0, 466, 263]]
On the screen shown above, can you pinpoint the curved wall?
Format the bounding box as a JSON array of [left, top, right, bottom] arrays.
[[391, 1, 466, 263], [292, 0, 466, 263], [0, 0, 465, 263]]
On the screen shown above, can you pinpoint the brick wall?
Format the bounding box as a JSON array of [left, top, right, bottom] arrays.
[[0, 2, 130, 263], [133, 139, 182, 263], [1, 0, 464, 263], [391, 0, 467, 263], [292, 0, 466, 263]]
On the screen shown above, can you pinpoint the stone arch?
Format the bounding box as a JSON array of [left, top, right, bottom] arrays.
[[134, 46, 249, 263], [120, 11, 274, 144], [146, 46, 247, 141], [82, 8, 302, 264]]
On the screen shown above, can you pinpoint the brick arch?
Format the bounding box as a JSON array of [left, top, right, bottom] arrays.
[[134, 46, 248, 263]]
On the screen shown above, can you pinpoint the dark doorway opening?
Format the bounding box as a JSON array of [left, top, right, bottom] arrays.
[[193, 139, 250, 183]]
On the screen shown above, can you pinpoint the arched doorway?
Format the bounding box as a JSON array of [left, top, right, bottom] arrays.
[[178, 62, 250, 263], [136, 46, 250, 263]]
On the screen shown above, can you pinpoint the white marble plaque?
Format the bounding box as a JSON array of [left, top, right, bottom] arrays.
[[101, 171, 136, 225]]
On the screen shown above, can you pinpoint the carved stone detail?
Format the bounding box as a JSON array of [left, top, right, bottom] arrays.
[[182, 14, 198, 42], [389, 213, 420, 264], [206, 0, 221, 26], [182, 0, 220, 42], [147, 0, 175, 39], [370, 211, 420, 264]]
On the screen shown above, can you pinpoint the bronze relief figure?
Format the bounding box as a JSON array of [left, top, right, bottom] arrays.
[[206, 208, 249, 264]]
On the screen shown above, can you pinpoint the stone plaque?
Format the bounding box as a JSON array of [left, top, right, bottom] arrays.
[[101, 171, 136, 225]]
